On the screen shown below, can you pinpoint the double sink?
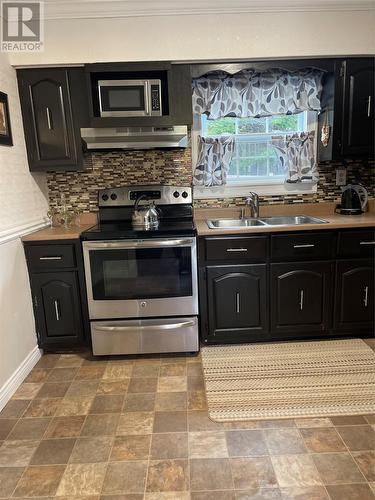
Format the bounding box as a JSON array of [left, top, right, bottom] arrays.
[[207, 215, 328, 229]]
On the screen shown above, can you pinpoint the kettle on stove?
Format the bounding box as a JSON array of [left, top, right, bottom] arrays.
[[336, 184, 368, 215], [132, 194, 160, 229]]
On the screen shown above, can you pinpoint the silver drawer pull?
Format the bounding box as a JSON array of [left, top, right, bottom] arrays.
[[39, 256, 62, 260], [360, 241, 375, 246], [367, 96, 372, 118], [236, 292, 240, 314], [227, 248, 248, 252], [96, 321, 195, 332], [293, 244, 315, 249]]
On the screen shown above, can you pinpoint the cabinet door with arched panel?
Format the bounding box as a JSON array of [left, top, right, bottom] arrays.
[[334, 260, 374, 331], [270, 262, 333, 334], [206, 264, 268, 343], [31, 271, 85, 348]]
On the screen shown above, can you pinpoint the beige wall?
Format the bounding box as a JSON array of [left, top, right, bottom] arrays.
[[0, 52, 47, 408], [8, 10, 375, 66]]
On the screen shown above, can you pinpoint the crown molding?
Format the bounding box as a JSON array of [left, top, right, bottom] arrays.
[[42, 0, 375, 21]]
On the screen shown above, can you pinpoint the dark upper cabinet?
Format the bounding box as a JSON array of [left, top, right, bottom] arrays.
[[270, 261, 332, 334], [32, 272, 85, 347], [318, 57, 375, 161], [341, 59, 375, 158], [17, 68, 88, 171], [205, 264, 268, 343], [334, 260, 374, 331], [85, 62, 192, 127]]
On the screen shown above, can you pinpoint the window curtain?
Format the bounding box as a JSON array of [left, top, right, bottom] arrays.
[[192, 69, 324, 119], [271, 131, 318, 183], [193, 136, 235, 186]]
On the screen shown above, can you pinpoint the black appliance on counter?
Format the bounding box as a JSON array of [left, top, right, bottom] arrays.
[[81, 185, 199, 356], [336, 184, 369, 215]]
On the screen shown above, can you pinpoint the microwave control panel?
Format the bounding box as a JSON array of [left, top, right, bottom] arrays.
[[151, 84, 161, 112]]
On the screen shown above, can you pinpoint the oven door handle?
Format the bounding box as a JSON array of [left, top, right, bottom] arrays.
[[95, 320, 195, 332], [84, 239, 194, 250]]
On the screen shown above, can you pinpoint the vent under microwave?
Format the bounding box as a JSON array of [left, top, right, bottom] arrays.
[[98, 79, 162, 118]]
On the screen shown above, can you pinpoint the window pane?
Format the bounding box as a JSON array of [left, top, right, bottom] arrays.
[[237, 117, 267, 134], [206, 117, 235, 135], [269, 114, 299, 133]]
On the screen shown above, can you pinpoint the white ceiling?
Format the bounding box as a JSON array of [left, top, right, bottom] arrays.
[[43, 0, 375, 20]]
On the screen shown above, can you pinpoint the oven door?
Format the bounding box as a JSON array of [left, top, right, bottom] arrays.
[[82, 238, 198, 319]]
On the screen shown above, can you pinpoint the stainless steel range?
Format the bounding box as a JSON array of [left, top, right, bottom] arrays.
[[81, 185, 199, 356]]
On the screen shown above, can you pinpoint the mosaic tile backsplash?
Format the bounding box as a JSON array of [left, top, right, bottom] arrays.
[[46, 144, 374, 212]]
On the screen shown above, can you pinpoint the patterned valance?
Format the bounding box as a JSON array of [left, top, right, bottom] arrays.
[[271, 131, 318, 183], [193, 136, 235, 187], [192, 69, 324, 120]]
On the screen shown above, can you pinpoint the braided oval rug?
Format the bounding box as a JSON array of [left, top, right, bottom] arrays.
[[201, 339, 375, 421]]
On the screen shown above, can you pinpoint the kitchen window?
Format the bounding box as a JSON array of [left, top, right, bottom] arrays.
[[193, 111, 318, 197], [201, 112, 313, 184], [192, 69, 323, 198]]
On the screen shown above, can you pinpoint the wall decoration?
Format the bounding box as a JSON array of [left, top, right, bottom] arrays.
[[0, 91, 13, 146], [321, 111, 331, 147]]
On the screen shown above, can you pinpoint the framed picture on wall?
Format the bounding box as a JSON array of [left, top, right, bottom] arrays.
[[0, 91, 13, 146]]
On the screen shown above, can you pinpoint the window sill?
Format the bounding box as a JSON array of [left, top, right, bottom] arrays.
[[193, 181, 317, 199]]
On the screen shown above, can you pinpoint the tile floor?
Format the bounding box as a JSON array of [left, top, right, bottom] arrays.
[[0, 347, 374, 499]]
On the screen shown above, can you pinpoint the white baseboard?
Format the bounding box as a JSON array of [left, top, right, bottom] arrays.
[[0, 346, 43, 412]]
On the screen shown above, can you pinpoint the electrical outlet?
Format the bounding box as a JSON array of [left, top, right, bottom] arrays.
[[336, 168, 347, 186]]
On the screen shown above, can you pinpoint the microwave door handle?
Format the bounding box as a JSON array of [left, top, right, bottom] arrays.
[[96, 320, 195, 332], [144, 81, 150, 116], [83, 239, 194, 250]]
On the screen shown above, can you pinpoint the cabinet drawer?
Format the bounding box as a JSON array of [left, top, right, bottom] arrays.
[[205, 236, 267, 262], [271, 232, 333, 261], [25, 244, 76, 270], [337, 230, 375, 258]]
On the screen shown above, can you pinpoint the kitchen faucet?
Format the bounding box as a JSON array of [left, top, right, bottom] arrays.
[[241, 192, 259, 219]]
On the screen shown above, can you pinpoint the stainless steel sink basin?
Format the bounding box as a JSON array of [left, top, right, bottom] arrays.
[[259, 215, 328, 226], [206, 218, 267, 229], [206, 215, 328, 229]]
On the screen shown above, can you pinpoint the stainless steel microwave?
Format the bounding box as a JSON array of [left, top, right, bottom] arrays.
[[98, 79, 162, 117]]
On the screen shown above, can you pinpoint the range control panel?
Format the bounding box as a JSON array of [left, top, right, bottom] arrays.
[[98, 185, 192, 207]]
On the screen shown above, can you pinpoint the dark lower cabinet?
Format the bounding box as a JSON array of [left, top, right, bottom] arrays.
[[24, 240, 89, 351], [334, 259, 374, 331], [270, 261, 333, 334], [206, 264, 268, 342], [32, 272, 84, 347], [200, 231, 373, 345]]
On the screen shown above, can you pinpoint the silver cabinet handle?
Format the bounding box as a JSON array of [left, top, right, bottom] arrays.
[[84, 238, 193, 250], [96, 321, 195, 332], [364, 286, 369, 308], [227, 248, 248, 253], [54, 300, 60, 321], [46, 107, 53, 130], [299, 290, 304, 311], [360, 241, 375, 246], [236, 292, 240, 314], [39, 256, 62, 260], [367, 96, 372, 117], [294, 244, 315, 249]]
